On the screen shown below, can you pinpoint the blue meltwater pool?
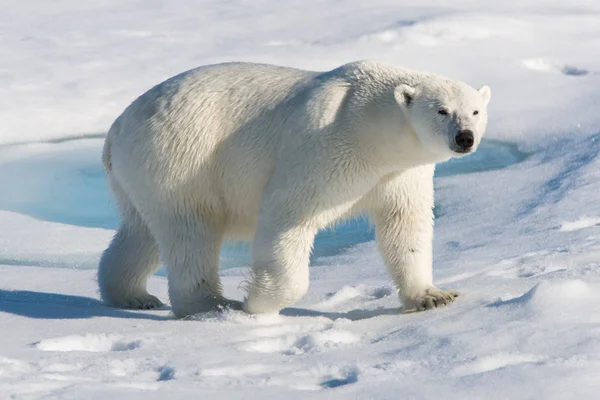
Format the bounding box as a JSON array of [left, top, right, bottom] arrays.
[[0, 137, 527, 270]]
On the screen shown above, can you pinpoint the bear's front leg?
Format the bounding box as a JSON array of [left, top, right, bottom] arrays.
[[244, 213, 317, 315], [369, 166, 458, 312]]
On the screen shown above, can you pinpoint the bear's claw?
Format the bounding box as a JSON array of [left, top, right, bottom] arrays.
[[402, 287, 459, 313]]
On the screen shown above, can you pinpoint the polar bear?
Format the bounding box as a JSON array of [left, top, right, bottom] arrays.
[[98, 60, 491, 318]]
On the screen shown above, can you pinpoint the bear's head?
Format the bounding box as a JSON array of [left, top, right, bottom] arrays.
[[394, 80, 491, 159]]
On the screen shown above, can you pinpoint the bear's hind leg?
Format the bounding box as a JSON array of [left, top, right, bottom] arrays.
[[98, 213, 163, 310], [154, 215, 239, 318]]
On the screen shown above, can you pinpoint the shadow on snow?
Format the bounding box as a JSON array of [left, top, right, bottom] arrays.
[[0, 289, 171, 321]]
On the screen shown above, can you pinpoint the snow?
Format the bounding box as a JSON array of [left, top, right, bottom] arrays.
[[560, 217, 600, 232], [1, 0, 600, 398]]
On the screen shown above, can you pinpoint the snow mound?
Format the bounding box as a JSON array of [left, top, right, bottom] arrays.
[[361, 14, 528, 47], [36, 334, 141, 353], [523, 58, 591, 77], [490, 280, 598, 321], [560, 217, 600, 232]]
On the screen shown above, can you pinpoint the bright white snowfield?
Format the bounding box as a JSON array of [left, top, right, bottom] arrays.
[[2, 0, 600, 398]]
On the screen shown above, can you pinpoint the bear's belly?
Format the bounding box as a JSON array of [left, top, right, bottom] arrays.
[[216, 160, 274, 240]]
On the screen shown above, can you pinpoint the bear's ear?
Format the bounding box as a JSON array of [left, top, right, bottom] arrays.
[[478, 85, 491, 106], [394, 84, 417, 107]]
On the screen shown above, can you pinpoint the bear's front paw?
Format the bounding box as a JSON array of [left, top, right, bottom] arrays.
[[171, 295, 244, 319], [402, 287, 459, 313], [103, 292, 164, 310]]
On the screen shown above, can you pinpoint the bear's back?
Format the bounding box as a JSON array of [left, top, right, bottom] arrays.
[[121, 63, 316, 141]]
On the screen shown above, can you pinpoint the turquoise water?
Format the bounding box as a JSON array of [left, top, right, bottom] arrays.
[[0, 138, 527, 268]]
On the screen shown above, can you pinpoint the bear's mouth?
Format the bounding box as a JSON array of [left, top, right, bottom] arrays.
[[450, 146, 474, 156]]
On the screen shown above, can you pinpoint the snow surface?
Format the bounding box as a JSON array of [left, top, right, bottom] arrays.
[[2, 0, 600, 398]]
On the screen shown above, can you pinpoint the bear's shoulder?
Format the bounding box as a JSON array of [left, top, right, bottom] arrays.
[[315, 60, 438, 91], [316, 60, 394, 82]]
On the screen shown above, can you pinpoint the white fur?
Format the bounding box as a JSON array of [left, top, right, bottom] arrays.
[[98, 60, 491, 317]]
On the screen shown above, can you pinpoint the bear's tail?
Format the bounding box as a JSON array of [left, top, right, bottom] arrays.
[[102, 116, 121, 172]]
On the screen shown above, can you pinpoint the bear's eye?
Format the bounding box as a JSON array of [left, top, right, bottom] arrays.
[[473, 110, 479, 115], [438, 109, 449, 116]]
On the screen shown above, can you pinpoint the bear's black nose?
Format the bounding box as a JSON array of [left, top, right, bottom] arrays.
[[455, 130, 474, 152]]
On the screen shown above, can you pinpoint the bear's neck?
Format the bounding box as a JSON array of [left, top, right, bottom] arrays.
[[349, 120, 449, 177]]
